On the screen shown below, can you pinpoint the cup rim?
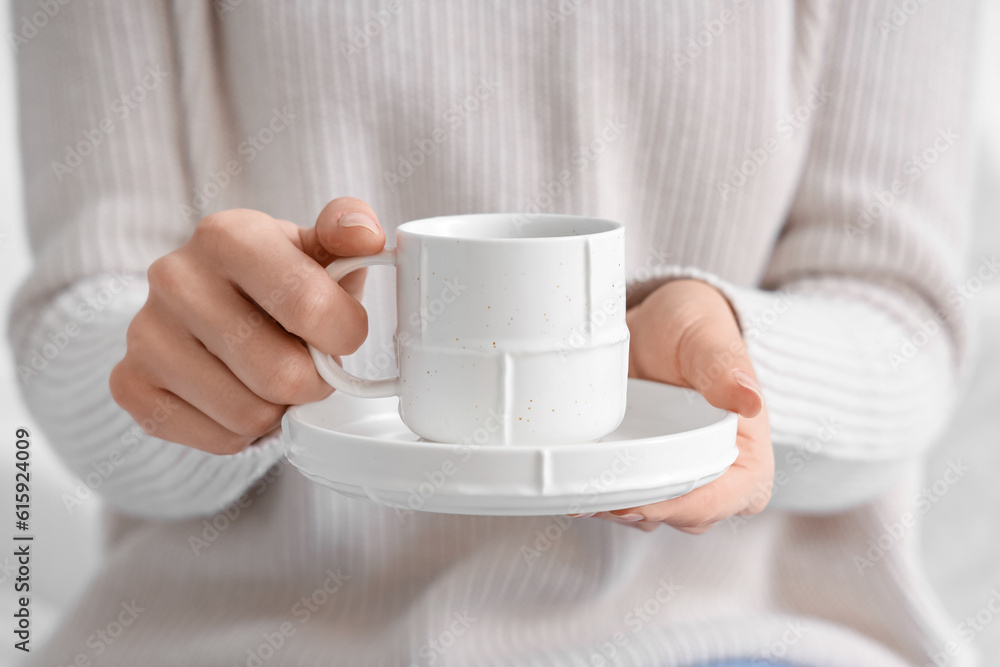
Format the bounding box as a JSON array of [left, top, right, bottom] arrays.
[[395, 213, 622, 242]]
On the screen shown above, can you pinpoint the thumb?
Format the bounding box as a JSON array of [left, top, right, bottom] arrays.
[[678, 318, 763, 419], [299, 196, 386, 265]]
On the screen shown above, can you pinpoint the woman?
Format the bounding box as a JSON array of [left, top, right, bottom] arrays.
[[11, 1, 979, 665]]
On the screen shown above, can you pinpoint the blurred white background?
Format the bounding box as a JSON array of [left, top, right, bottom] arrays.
[[0, 4, 997, 667]]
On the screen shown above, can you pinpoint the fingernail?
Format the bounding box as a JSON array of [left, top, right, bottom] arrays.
[[611, 513, 645, 523], [731, 368, 761, 397], [338, 212, 379, 235], [566, 512, 596, 519]]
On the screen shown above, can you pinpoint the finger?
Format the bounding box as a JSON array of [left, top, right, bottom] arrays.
[[144, 268, 333, 405], [609, 434, 773, 529], [677, 317, 763, 418], [593, 511, 645, 525], [128, 321, 288, 439], [625, 475, 740, 529], [190, 210, 369, 355], [295, 196, 385, 264], [591, 513, 662, 532], [109, 366, 253, 456]]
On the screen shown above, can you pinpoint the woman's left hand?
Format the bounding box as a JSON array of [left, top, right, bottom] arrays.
[[580, 279, 773, 534]]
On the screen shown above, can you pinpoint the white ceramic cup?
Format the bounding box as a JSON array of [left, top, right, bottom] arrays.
[[307, 213, 629, 446]]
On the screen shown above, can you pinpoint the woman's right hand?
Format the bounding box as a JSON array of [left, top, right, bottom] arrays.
[[109, 198, 386, 454]]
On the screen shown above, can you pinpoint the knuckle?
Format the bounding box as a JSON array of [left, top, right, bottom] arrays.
[[193, 209, 272, 256], [123, 312, 142, 348], [194, 209, 255, 239], [124, 306, 153, 350], [108, 367, 171, 439], [262, 354, 316, 404], [108, 361, 141, 411], [146, 253, 188, 298], [193, 213, 232, 245], [121, 310, 165, 379]]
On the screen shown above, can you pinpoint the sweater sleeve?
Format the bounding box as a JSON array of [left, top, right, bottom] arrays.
[[8, 1, 284, 519], [627, 0, 980, 512]]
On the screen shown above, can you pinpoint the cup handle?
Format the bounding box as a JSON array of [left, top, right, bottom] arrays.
[[307, 249, 401, 398]]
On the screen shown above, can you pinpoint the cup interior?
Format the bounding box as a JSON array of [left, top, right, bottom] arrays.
[[397, 213, 620, 241]]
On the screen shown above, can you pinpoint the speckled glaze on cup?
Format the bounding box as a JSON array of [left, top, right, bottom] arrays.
[[307, 213, 629, 446]]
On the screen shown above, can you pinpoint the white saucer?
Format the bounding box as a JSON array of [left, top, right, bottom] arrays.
[[282, 379, 738, 516]]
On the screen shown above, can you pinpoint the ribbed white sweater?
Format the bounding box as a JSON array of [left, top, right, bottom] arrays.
[[9, 1, 982, 665]]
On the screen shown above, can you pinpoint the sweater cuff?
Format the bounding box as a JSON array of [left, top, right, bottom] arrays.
[[14, 273, 288, 519], [627, 264, 957, 461]]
